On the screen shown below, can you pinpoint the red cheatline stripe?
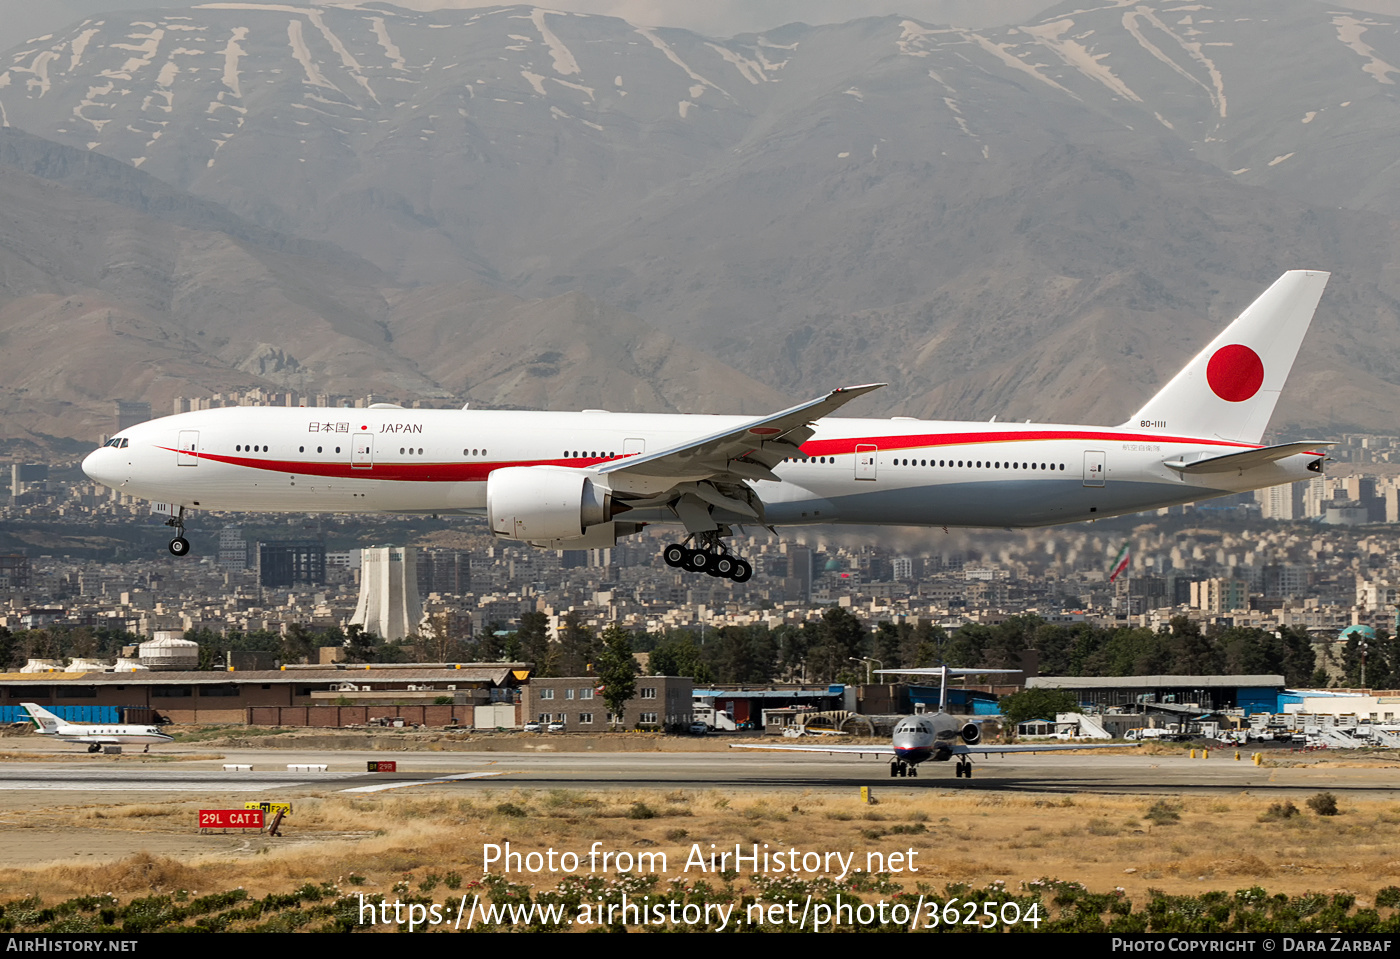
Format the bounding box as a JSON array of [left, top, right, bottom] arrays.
[[800, 429, 1259, 456], [158, 428, 1285, 482], [160, 448, 611, 481]]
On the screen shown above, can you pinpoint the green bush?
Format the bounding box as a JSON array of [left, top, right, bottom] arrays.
[[1145, 800, 1182, 825], [1307, 792, 1339, 816]]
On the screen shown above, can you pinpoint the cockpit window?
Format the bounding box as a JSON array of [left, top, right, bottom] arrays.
[[120, 438, 129, 448]]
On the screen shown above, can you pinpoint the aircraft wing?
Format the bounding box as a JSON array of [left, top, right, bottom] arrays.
[[729, 742, 1138, 758], [729, 743, 897, 757], [953, 743, 1141, 756], [593, 384, 884, 501]]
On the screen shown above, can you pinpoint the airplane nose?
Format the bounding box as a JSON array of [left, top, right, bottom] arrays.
[[82, 448, 126, 489]]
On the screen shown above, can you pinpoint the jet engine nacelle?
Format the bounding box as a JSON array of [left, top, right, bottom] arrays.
[[487, 466, 612, 542], [960, 722, 982, 746]]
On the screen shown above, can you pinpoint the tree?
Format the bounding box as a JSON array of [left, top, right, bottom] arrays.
[[282, 622, 315, 664], [596, 624, 638, 729], [515, 612, 552, 673], [998, 688, 1082, 735], [554, 612, 597, 677], [807, 607, 868, 682]]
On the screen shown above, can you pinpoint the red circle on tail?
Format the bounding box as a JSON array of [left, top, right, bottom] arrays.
[[1206, 344, 1264, 402]]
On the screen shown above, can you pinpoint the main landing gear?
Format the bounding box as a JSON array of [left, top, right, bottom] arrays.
[[662, 536, 753, 583], [889, 760, 919, 778], [954, 760, 974, 779], [165, 506, 190, 557]]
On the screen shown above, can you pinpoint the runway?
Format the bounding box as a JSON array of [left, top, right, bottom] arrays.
[[1, 747, 1395, 800]]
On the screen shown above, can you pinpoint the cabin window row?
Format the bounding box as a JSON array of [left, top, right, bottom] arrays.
[[788, 456, 1068, 470]]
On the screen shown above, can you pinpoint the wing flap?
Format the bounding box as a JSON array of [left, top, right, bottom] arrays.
[[729, 743, 897, 757]]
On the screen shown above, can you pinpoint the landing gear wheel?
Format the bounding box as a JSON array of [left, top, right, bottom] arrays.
[[164, 506, 191, 558], [87, 743, 101, 753], [731, 559, 753, 583], [712, 555, 737, 578], [687, 550, 711, 573], [909, 765, 918, 778], [890, 761, 900, 778], [663, 544, 687, 568]]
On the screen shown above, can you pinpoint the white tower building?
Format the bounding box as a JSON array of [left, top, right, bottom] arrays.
[[350, 547, 424, 641]]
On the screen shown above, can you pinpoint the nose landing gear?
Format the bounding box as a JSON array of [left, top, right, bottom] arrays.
[[165, 506, 190, 557], [662, 535, 753, 582]]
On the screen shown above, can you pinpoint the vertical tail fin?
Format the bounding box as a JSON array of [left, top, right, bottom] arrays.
[[1124, 271, 1329, 444], [21, 703, 61, 733]]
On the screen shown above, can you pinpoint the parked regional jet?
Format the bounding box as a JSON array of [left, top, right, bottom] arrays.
[[81, 272, 1332, 579], [22, 703, 174, 753], [730, 668, 1137, 779]]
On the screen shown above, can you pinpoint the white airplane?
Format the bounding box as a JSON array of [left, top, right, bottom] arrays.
[[22, 703, 174, 753], [82, 271, 1332, 579], [730, 668, 1138, 779]]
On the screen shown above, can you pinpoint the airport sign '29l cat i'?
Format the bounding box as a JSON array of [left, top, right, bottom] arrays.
[[83, 272, 1332, 582]]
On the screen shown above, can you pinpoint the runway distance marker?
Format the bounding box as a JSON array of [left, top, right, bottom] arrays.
[[245, 801, 292, 817]]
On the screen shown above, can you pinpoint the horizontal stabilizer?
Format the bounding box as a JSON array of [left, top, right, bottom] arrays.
[[1164, 441, 1333, 474]]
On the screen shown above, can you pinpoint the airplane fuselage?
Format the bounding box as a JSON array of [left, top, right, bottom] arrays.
[[52, 727, 174, 746], [82, 405, 1320, 530]]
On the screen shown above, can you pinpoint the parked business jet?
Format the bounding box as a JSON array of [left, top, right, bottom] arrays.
[[22, 703, 174, 753], [730, 668, 1137, 779], [82, 272, 1331, 579]]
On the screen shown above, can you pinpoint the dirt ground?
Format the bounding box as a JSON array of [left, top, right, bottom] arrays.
[[2, 733, 1400, 911]]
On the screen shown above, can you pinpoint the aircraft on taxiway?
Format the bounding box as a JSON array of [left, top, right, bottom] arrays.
[[729, 668, 1138, 780], [22, 703, 174, 753], [81, 271, 1332, 579]]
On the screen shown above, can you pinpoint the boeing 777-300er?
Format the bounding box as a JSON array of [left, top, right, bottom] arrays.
[[82, 271, 1332, 579], [22, 703, 174, 753], [730, 668, 1138, 779]]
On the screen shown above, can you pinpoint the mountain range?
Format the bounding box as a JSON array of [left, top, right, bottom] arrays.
[[2, 1, 1400, 442]]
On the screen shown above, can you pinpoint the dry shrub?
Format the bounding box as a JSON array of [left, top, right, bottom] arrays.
[[739, 802, 786, 823], [1227, 855, 1274, 878], [58, 853, 200, 894], [1259, 801, 1300, 822], [81, 804, 171, 820]]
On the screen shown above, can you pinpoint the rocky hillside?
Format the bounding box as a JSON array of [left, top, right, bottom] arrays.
[[1, 2, 1400, 439]]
